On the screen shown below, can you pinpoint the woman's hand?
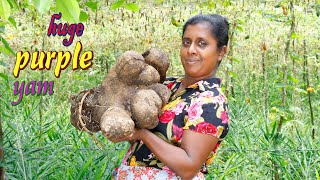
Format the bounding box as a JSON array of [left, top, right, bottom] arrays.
[[107, 128, 146, 143]]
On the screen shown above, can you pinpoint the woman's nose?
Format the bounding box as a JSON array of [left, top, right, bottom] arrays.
[[187, 43, 197, 55]]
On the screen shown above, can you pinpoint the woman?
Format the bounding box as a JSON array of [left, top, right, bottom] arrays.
[[112, 14, 230, 180]]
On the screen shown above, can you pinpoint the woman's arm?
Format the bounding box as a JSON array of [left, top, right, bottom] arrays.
[[134, 128, 218, 180]]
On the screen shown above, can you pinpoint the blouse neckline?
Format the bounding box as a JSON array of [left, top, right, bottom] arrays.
[[168, 76, 222, 101]]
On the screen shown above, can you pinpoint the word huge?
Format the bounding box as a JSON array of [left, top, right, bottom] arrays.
[[13, 41, 93, 78], [48, 13, 84, 46]]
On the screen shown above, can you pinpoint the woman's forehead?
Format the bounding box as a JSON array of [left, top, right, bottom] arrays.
[[183, 22, 214, 39]]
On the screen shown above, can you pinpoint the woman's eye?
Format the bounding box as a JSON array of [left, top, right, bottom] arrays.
[[198, 41, 207, 47], [182, 40, 191, 46]]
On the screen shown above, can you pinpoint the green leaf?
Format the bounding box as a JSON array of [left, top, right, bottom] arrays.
[[56, 0, 80, 23], [0, 72, 8, 81], [275, 83, 285, 88], [231, 57, 241, 63], [270, 120, 277, 137], [223, 0, 231, 7], [237, 19, 244, 25], [1, 111, 13, 119], [76, 157, 92, 179], [290, 51, 302, 61], [274, 2, 281, 8], [290, 32, 296, 39], [316, 166, 320, 180], [316, 7, 320, 17], [0, 25, 5, 33], [0, 45, 11, 55], [124, 3, 139, 13], [33, 0, 52, 14], [289, 106, 302, 113], [79, 11, 88, 22], [290, 32, 303, 39], [288, 75, 299, 83], [207, 2, 215, 9], [228, 71, 238, 77], [111, 0, 124, 10], [0, 22, 9, 26], [225, 63, 232, 69], [0, 0, 11, 20], [7, 0, 19, 9], [0, 34, 15, 55], [7, 122, 17, 133], [294, 88, 307, 94], [8, 16, 16, 29], [236, 25, 243, 32], [85, 1, 98, 11], [171, 16, 179, 27], [0, 59, 6, 66], [95, 162, 107, 179], [284, 19, 292, 26]]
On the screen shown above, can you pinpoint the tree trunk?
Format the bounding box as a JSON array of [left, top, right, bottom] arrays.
[[303, 40, 315, 140], [225, 20, 237, 97], [282, 1, 295, 106], [262, 49, 267, 117], [0, 95, 5, 179], [0, 119, 5, 180]]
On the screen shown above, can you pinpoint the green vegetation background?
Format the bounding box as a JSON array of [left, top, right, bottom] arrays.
[[0, 0, 319, 179]]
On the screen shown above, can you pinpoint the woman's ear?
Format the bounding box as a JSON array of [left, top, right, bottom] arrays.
[[218, 46, 227, 61]]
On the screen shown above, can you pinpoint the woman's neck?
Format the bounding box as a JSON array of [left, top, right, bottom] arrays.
[[182, 69, 217, 87]]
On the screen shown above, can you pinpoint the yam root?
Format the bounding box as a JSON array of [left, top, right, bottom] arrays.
[[70, 48, 170, 141]]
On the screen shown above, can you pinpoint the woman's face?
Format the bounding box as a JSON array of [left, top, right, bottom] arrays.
[[180, 22, 225, 80]]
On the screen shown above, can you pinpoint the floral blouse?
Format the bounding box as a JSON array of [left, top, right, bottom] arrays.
[[121, 76, 229, 174]]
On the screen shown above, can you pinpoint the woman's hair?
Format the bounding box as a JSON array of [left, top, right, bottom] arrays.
[[182, 14, 229, 48]]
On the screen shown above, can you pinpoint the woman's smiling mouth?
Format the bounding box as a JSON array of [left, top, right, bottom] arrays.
[[185, 59, 200, 65]]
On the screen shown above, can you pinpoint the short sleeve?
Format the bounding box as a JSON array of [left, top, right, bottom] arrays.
[[183, 89, 229, 139]]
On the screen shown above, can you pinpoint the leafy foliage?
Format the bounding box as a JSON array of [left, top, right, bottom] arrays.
[[0, 0, 10, 20], [56, 0, 80, 23], [33, 0, 52, 15]]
